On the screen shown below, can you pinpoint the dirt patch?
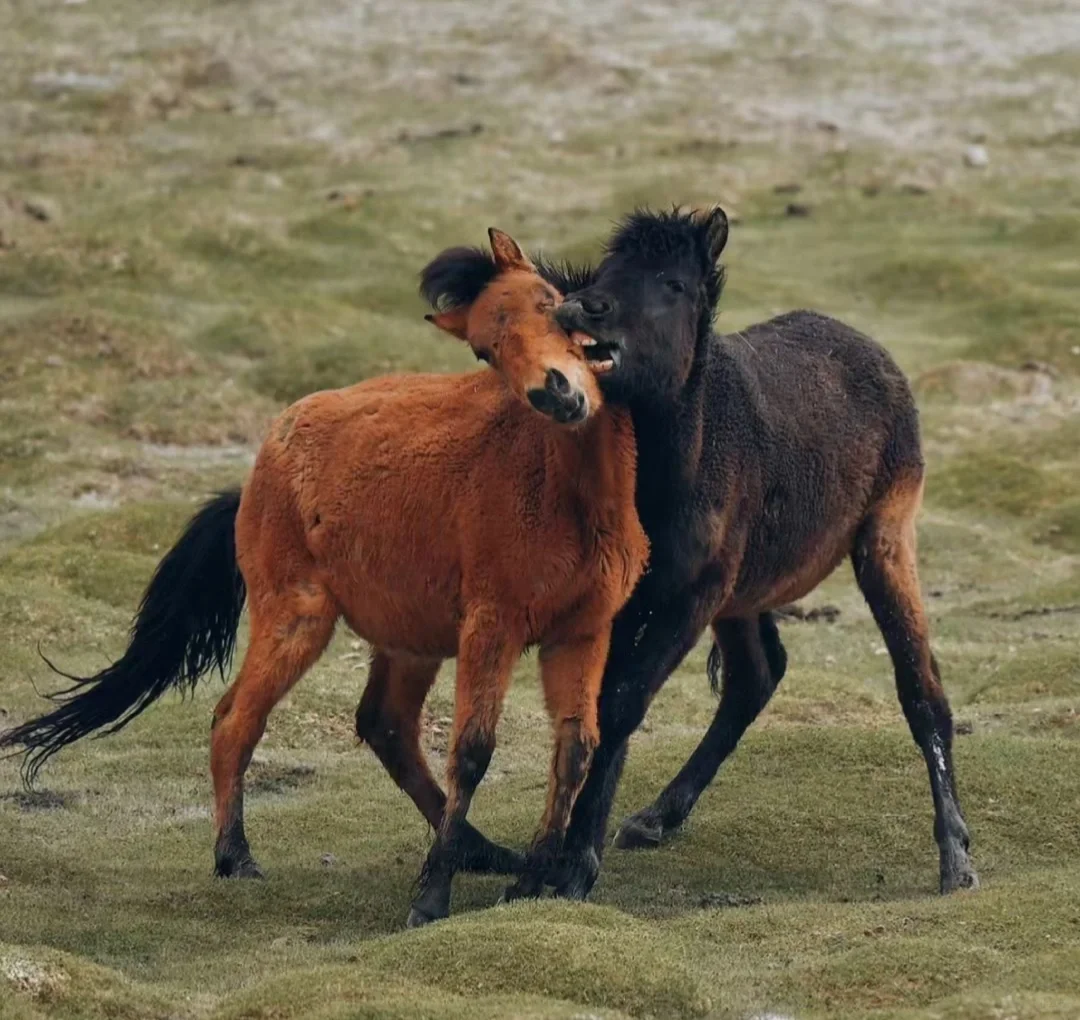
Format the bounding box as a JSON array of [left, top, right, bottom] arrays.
[[246, 761, 317, 796], [698, 891, 764, 909], [0, 789, 69, 811], [1, 954, 68, 998]]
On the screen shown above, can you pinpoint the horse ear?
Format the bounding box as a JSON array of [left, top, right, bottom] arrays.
[[488, 228, 534, 272], [425, 309, 469, 341], [703, 207, 729, 262]]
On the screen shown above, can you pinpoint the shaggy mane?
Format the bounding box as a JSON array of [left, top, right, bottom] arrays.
[[605, 206, 726, 317]]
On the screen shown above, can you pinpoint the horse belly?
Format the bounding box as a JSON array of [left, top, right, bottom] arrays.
[[314, 519, 462, 658]]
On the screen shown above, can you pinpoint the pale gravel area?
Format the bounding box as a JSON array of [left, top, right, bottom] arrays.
[[5, 0, 1079, 152]]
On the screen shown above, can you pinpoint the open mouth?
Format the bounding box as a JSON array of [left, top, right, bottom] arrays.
[[571, 331, 622, 374]]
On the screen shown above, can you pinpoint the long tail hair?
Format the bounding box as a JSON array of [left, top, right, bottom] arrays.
[[0, 491, 246, 785]]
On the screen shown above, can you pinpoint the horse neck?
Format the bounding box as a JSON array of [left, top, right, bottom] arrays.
[[629, 336, 714, 500], [544, 407, 636, 516]]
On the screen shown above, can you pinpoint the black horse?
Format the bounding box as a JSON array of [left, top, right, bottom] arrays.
[[546, 207, 978, 900]]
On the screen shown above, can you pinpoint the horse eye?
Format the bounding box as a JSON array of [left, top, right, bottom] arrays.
[[665, 279, 686, 295], [474, 350, 491, 364]]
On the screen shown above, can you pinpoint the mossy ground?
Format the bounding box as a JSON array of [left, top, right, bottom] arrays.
[[2, 1, 1079, 1018]]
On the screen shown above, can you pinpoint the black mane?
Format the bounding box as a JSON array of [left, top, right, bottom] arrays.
[[420, 245, 596, 312], [533, 255, 596, 297], [419, 246, 498, 311], [606, 207, 726, 320]]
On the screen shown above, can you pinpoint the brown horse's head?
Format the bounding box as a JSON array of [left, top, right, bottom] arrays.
[[421, 229, 602, 425]]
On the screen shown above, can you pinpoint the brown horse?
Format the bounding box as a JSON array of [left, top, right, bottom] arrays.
[[1, 229, 648, 927]]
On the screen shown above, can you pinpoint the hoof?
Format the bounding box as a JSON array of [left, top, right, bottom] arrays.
[[613, 810, 664, 850], [500, 877, 542, 905], [215, 855, 264, 879], [940, 840, 979, 894], [941, 864, 980, 894], [550, 846, 600, 901], [406, 904, 443, 929]]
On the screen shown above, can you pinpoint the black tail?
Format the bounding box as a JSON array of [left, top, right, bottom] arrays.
[[0, 490, 246, 785]]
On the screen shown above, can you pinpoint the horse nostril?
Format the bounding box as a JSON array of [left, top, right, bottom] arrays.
[[580, 295, 612, 318], [546, 368, 572, 397]]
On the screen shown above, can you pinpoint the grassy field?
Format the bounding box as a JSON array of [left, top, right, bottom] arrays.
[[2, 1, 1080, 1017]]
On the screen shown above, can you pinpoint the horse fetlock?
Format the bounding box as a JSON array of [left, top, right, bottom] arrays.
[[456, 821, 526, 875], [613, 806, 664, 850], [408, 878, 452, 927], [940, 841, 979, 894]]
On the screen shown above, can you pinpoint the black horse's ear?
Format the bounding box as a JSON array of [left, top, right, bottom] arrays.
[[702, 207, 729, 262]]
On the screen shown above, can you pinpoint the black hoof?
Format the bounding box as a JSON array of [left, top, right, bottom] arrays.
[[215, 854, 264, 879], [613, 809, 664, 850], [550, 846, 600, 901], [406, 903, 445, 928], [500, 875, 542, 904], [940, 842, 979, 894], [941, 864, 980, 894]]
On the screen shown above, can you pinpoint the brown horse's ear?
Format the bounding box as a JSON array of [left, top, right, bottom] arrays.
[[488, 228, 535, 272], [702, 207, 729, 262], [425, 308, 470, 340]]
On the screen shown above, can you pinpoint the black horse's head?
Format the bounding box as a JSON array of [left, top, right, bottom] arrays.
[[555, 206, 728, 404]]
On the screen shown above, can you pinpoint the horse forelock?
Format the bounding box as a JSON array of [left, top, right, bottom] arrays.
[[419, 246, 499, 311]]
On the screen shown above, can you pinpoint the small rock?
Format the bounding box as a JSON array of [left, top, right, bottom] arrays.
[[956, 720, 974, 736], [32, 70, 118, 96], [785, 202, 811, 218], [23, 198, 57, 222], [548, 128, 566, 144], [45, 355, 64, 368], [963, 144, 989, 168], [183, 57, 235, 89], [320, 853, 337, 868], [251, 91, 278, 112], [1020, 360, 1059, 378], [898, 178, 934, 196]]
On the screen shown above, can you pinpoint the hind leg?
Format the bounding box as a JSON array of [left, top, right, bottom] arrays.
[[211, 584, 336, 877], [853, 475, 978, 894], [615, 613, 786, 849], [356, 649, 523, 875]]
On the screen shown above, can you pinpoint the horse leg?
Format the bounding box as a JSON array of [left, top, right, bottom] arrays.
[[852, 475, 978, 894], [356, 649, 523, 875], [614, 612, 786, 849], [211, 584, 336, 878], [502, 631, 608, 902], [406, 611, 520, 927], [549, 588, 720, 900]]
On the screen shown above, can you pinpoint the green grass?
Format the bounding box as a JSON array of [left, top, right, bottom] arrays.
[[2, 1, 1080, 1017]]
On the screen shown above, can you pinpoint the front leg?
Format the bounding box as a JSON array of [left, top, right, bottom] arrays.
[[549, 585, 721, 899], [502, 631, 608, 903], [407, 611, 521, 927]]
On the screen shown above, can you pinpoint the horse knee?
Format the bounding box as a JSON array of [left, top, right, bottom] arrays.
[[211, 689, 236, 730], [758, 612, 787, 684], [555, 718, 597, 790], [355, 697, 382, 744], [452, 723, 494, 795]]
